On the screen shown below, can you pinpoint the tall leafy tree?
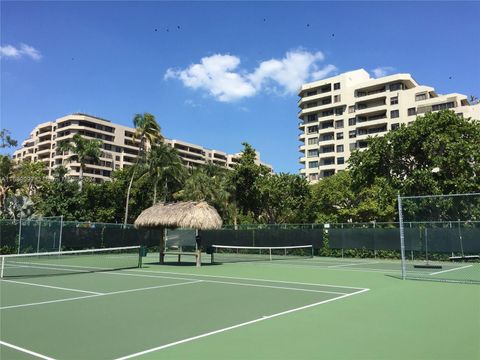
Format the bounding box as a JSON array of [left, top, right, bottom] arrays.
[[175, 164, 234, 222], [140, 143, 185, 204], [349, 110, 480, 196], [257, 173, 313, 223], [15, 161, 47, 198], [124, 113, 163, 224], [0, 129, 17, 149], [0, 155, 15, 215], [229, 142, 270, 219], [62, 134, 102, 191]]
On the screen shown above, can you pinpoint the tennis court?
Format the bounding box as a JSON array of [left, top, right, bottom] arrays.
[[1, 247, 479, 360]]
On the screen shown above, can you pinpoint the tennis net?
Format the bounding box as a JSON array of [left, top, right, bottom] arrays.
[[0, 246, 141, 278], [210, 244, 313, 263]]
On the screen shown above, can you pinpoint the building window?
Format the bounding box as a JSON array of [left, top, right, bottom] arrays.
[[348, 118, 356, 126], [336, 145, 344, 153], [337, 157, 345, 165], [408, 107, 416, 116], [335, 107, 344, 116], [307, 137, 318, 145], [390, 96, 398, 105], [334, 95, 341, 103], [389, 83, 403, 91], [391, 123, 400, 130], [334, 82, 341, 90], [336, 132, 344, 140], [349, 130, 357, 139], [308, 161, 319, 168], [307, 90, 317, 96], [309, 173, 319, 181], [321, 109, 334, 117], [432, 102, 455, 111], [415, 93, 427, 101], [335, 120, 344, 129], [307, 114, 317, 122], [348, 106, 355, 114], [307, 126, 318, 134], [390, 110, 399, 118], [307, 149, 319, 157]]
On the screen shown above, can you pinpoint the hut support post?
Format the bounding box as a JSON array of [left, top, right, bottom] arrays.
[[159, 227, 165, 264], [195, 229, 201, 267]]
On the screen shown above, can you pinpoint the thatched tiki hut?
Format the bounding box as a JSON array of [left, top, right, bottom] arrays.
[[134, 201, 223, 266]]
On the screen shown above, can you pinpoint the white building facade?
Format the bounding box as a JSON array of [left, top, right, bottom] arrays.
[[13, 113, 271, 182], [298, 69, 480, 183]]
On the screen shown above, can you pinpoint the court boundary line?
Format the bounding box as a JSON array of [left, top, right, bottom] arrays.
[[1, 279, 104, 295], [0, 280, 202, 310], [0, 340, 56, 360], [103, 271, 351, 295], [114, 287, 370, 360], [327, 261, 380, 268], [429, 264, 473, 275], [128, 268, 367, 290]]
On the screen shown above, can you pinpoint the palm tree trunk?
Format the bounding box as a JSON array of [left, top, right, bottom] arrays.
[[153, 180, 158, 204], [163, 178, 168, 202], [79, 165, 84, 191], [124, 170, 136, 226]]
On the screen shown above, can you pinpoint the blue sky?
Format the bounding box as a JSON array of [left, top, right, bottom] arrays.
[[1, 1, 479, 173]]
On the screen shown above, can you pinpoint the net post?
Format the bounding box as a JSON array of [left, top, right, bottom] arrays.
[[398, 194, 407, 280], [58, 215, 64, 252], [0, 256, 4, 278], [311, 245, 314, 258]]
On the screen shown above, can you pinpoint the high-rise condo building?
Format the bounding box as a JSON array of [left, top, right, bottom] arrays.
[[298, 69, 480, 183], [13, 113, 272, 182]]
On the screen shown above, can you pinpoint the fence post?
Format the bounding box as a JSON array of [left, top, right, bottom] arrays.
[[398, 194, 407, 280]]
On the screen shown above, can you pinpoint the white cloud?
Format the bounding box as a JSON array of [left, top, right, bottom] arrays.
[[311, 64, 337, 81], [165, 49, 337, 102], [165, 54, 256, 102], [249, 50, 326, 94], [371, 66, 395, 78], [0, 43, 42, 60]]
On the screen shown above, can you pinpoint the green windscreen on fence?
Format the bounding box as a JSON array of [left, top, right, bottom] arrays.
[[0, 219, 162, 254]]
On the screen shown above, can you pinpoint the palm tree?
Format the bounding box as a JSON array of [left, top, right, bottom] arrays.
[[67, 134, 102, 190], [140, 143, 186, 204], [56, 141, 72, 166], [124, 113, 163, 225]]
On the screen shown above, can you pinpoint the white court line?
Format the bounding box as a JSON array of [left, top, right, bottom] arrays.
[[429, 265, 473, 275], [0, 294, 98, 310], [114, 287, 370, 360], [0, 280, 202, 310], [328, 261, 380, 268], [1, 279, 104, 295], [102, 271, 349, 295], [229, 260, 405, 274], [128, 269, 366, 290], [0, 340, 56, 360]]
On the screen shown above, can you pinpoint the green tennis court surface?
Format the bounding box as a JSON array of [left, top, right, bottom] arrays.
[[1, 253, 479, 360]]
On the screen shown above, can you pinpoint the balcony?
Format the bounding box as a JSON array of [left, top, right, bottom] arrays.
[[356, 87, 386, 98], [355, 100, 387, 115], [356, 125, 388, 140], [356, 111, 388, 125]]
